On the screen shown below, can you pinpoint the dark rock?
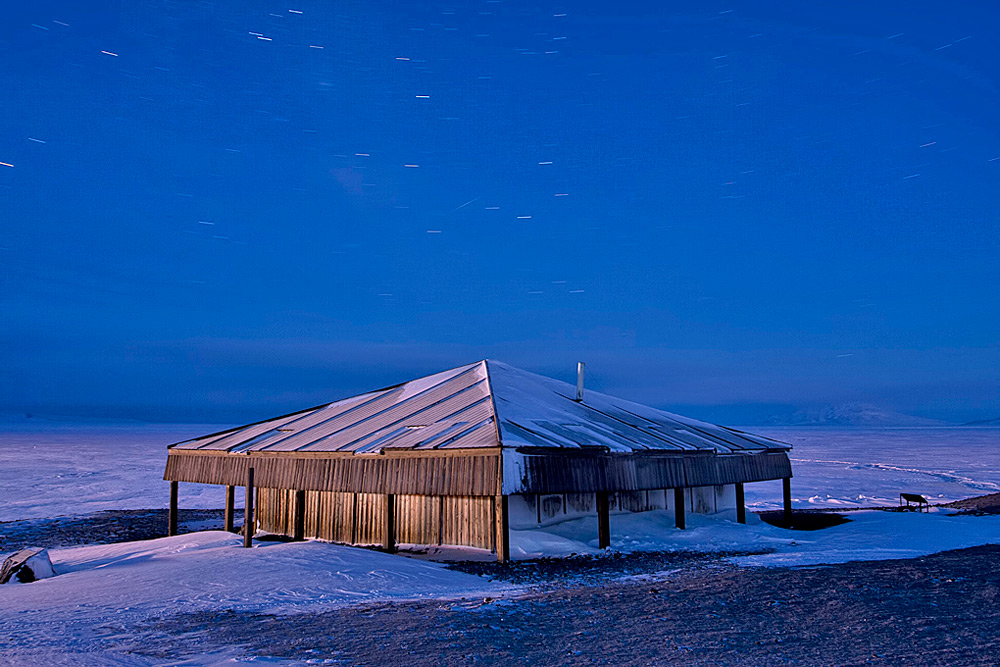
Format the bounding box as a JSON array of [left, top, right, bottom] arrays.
[[1, 548, 55, 584]]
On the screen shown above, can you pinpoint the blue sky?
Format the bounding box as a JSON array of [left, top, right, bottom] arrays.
[[1, 0, 997, 423]]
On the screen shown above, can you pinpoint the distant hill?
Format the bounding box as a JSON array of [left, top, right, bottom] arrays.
[[767, 404, 950, 427], [0, 412, 145, 425], [963, 417, 1000, 426]]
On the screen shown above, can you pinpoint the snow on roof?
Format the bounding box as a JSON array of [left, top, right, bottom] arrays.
[[170, 360, 789, 455]]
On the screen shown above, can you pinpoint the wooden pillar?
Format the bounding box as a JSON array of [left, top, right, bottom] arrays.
[[782, 477, 793, 527], [224, 485, 235, 533], [494, 495, 510, 562], [168, 481, 178, 536], [735, 482, 746, 524], [351, 493, 359, 545], [293, 489, 306, 541], [596, 491, 611, 549], [243, 467, 255, 548], [674, 487, 686, 530], [383, 494, 396, 553], [438, 496, 445, 546]]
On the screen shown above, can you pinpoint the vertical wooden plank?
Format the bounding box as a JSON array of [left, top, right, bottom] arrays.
[[224, 485, 235, 533], [494, 495, 510, 562], [307, 491, 318, 539], [736, 482, 746, 524], [383, 493, 396, 553], [438, 496, 445, 546], [244, 467, 255, 548], [674, 487, 686, 530], [293, 489, 306, 541], [168, 481, 178, 537], [351, 493, 358, 545], [596, 491, 610, 549], [489, 496, 496, 553], [782, 478, 793, 526]]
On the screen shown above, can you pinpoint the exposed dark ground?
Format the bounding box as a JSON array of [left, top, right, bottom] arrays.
[[942, 493, 1000, 515], [446, 549, 765, 585], [134, 545, 1000, 666], [5, 503, 999, 666], [0, 509, 225, 553]]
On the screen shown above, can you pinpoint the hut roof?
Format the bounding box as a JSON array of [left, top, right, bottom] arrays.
[[169, 360, 789, 455]]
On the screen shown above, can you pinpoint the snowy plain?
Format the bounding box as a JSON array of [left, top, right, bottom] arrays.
[[0, 532, 505, 666], [746, 426, 1000, 510], [0, 422, 233, 522], [1, 422, 998, 665], [509, 507, 1000, 566], [1, 422, 997, 522], [1, 511, 998, 665]]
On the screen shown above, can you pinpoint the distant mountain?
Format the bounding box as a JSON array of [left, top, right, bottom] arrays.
[[963, 417, 1000, 426], [767, 404, 950, 427], [0, 412, 145, 425]]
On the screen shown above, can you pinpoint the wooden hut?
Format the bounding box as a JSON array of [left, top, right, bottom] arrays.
[[164, 360, 792, 560]]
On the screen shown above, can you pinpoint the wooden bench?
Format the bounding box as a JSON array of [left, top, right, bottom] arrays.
[[899, 493, 929, 512]]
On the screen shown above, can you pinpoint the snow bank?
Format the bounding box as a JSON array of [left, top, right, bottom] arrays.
[[0, 532, 505, 664], [509, 508, 1000, 568], [730, 511, 1000, 567], [1, 514, 996, 664], [1, 531, 502, 615]]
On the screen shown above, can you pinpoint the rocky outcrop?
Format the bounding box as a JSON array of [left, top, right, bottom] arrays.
[[0, 548, 55, 584]]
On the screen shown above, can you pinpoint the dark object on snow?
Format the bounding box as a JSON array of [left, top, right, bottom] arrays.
[[900, 493, 930, 512], [0, 547, 55, 584], [758, 510, 850, 531]]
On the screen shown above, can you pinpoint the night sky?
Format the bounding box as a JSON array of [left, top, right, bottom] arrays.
[[2, 1, 997, 424]]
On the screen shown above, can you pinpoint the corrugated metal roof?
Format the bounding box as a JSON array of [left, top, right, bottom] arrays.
[[486, 361, 788, 454], [169, 360, 789, 454]]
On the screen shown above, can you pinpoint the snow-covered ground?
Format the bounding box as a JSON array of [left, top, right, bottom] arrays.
[[1, 423, 996, 522], [0, 532, 504, 665], [1, 511, 997, 665], [0, 423, 232, 522], [508, 507, 1000, 566], [742, 427, 1000, 510], [1, 422, 997, 665]]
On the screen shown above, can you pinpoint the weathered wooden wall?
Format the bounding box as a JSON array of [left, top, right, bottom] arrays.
[[507, 451, 791, 494], [256, 488, 496, 551], [168, 449, 790, 496], [165, 450, 500, 496]]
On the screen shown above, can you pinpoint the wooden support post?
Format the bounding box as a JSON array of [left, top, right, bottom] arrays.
[[224, 485, 235, 533], [596, 491, 611, 549], [351, 493, 358, 545], [168, 481, 178, 536], [782, 477, 793, 527], [293, 489, 306, 541], [494, 495, 510, 562], [735, 482, 746, 525], [438, 496, 445, 546], [674, 487, 686, 530], [243, 467, 255, 548], [383, 494, 396, 553]]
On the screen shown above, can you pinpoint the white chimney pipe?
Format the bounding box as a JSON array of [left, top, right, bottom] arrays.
[[576, 362, 585, 402]]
